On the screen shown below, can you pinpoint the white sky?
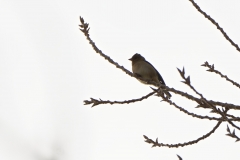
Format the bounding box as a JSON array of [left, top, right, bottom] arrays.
[[1, 0, 240, 159]]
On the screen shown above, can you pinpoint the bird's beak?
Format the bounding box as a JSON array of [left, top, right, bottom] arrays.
[[128, 58, 132, 61]]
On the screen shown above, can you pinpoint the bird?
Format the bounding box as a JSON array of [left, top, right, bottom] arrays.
[[129, 53, 165, 85], [129, 53, 171, 97]]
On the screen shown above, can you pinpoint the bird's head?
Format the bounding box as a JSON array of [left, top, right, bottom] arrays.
[[129, 53, 145, 62]]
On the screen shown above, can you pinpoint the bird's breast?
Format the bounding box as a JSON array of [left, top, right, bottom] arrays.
[[132, 61, 156, 78]]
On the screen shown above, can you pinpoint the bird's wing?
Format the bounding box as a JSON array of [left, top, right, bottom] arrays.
[[145, 61, 166, 85]]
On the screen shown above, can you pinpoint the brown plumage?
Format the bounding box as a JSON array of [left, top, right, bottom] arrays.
[[129, 53, 171, 98], [129, 53, 166, 85]]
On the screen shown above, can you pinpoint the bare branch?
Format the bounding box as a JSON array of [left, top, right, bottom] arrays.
[[161, 96, 223, 121], [79, 17, 133, 77], [177, 67, 240, 129], [226, 113, 240, 120], [188, 0, 240, 52], [84, 91, 155, 107], [201, 61, 240, 89], [162, 94, 238, 121], [177, 67, 222, 113], [143, 121, 222, 148], [227, 120, 240, 131], [209, 101, 240, 110], [167, 86, 240, 110]]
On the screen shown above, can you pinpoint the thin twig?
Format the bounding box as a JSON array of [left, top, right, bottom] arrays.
[[79, 17, 133, 77], [143, 121, 222, 148], [188, 0, 240, 52], [228, 120, 240, 131], [84, 91, 155, 107], [167, 85, 240, 110], [161, 96, 223, 121], [201, 61, 240, 89]]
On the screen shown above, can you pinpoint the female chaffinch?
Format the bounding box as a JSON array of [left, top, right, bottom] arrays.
[[129, 53, 171, 97]]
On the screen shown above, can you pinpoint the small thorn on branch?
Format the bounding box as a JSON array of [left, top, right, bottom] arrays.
[[226, 125, 240, 142], [177, 154, 183, 160]]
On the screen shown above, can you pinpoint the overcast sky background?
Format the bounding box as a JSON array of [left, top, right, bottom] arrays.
[[1, 0, 240, 160]]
